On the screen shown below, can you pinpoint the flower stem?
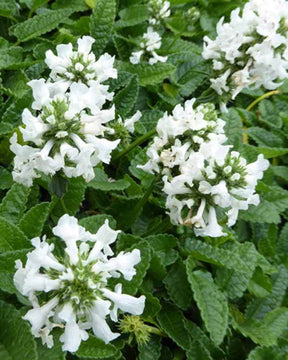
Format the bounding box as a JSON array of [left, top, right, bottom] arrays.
[[246, 90, 281, 111], [146, 325, 166, 337], [112, 128, 157, 162]]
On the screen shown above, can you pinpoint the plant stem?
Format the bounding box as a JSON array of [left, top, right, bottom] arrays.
[[135, 174, 160, 213], [246, 90, 281, 111], [112, 128, 157, 162], [60, 198, 68, 214]]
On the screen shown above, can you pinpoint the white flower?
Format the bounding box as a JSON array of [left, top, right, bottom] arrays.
[[45, 36, 117, 87], [203, 0, 288, 102], [130, 27, 167, 65], [10, 78, 120, 185], [14, 215, 145, 352], [123, 111, 142, 133], [139, 99, 269, 237], [148, 0, 170, 24], [102, 284, 146, 321]]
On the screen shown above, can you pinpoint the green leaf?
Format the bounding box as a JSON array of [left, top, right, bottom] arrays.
[[164, 260, 192, 310], [246, 266, 288, 320], [222, 108, 243, 150], [118, 62, 176, 86], [88, 168, 130, 192], [89, 0, 116, 56], [0, 249, 31, 273], [187, 340, 213, 360], [0, 0, 18, 17], [0, 273, 16, 294], [0, 167, 13, 190], [0, 47, 25, 70], [157, 303, 191, 350], [246, 127, 284, 148], [231, 307, 288, 347], [115, 5, 149, 28], [0, 218, 30, 251], [76, 336, 120, 359], [259, 100, 282, 128], [122, 241, 152, 295], [248, 346, 283, 360], [184, 239, 258, 274], [186, 268, 228, 345], [138, 336, 162, 360], [79, 214, 117, 232], [0, 301, 37, 360], [0, 183, 30, 224], [53, 177, 86, 217], [254, 146, 288, 158], [19, 202, 50, 238], [248, 268, 272, 298], [240, 183, 288, 224], [11, 9, 74, 42], [36, 335, 65, 360], [272, 166, 288, 181], [216, 267, 251, 299], [114, 74, 139, 117]]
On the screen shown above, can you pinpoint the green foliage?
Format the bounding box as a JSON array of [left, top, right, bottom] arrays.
[[0, 183, 30, 224], [89, 0, 116, 56], [0, 301, 37, 360], [186, 268, 229, 345], [19, 202, 50, 238], [118, 62, 176, 86], [11, 9, 75, 42], [76, 336, 120, 358]]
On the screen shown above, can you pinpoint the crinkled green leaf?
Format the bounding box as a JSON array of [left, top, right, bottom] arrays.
[[76, 336, 120, 359], [246, 265, 288, 320], [231, 307, 288, 347], [114, 74, 139, 117], [0, 301, 37, 360], [0, 217, 30, 251], [138, 336, 162, 360], [11, 9, 74, 42], [164, 260, 192, 310], [0, 183, 30, 224], [186, 267, 228, 345], [118, 62, 176, 86], [19, 202, 50, 238], [157, 303, 191, 350], [88, 168, 130, 192], [89, 0, 116, 56]]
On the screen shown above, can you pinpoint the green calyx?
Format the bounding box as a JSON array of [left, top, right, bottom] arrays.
[[119, 315, 165, 345], [41, 99, 81, 144], [63, 53, 95, 84], [49, 256, 105, 311]]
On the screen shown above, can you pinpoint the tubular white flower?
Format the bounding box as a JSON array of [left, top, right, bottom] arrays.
[[130, 27, 167, 66], [102, 284, 146, 322], [14, 215, 145, 352], [10, 78, 119, 185], [139, 99, 269, 237], [203, 0, 288, 103], [45, 36, 117, 87]]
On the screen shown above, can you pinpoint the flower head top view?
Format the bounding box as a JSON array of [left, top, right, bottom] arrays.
[[14, 215, 145, 352]]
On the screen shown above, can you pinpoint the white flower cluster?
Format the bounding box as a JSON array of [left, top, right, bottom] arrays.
[[10, 36, 140, 186], [129, 0, 170, 65], [202, 0, 288, 103], [139, 99, 269, 237], [148, 0, 170, 25], [14, 215, 145, 352]]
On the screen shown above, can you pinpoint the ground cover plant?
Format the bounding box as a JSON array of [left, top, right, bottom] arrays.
[[0, 0, 288, 359]]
